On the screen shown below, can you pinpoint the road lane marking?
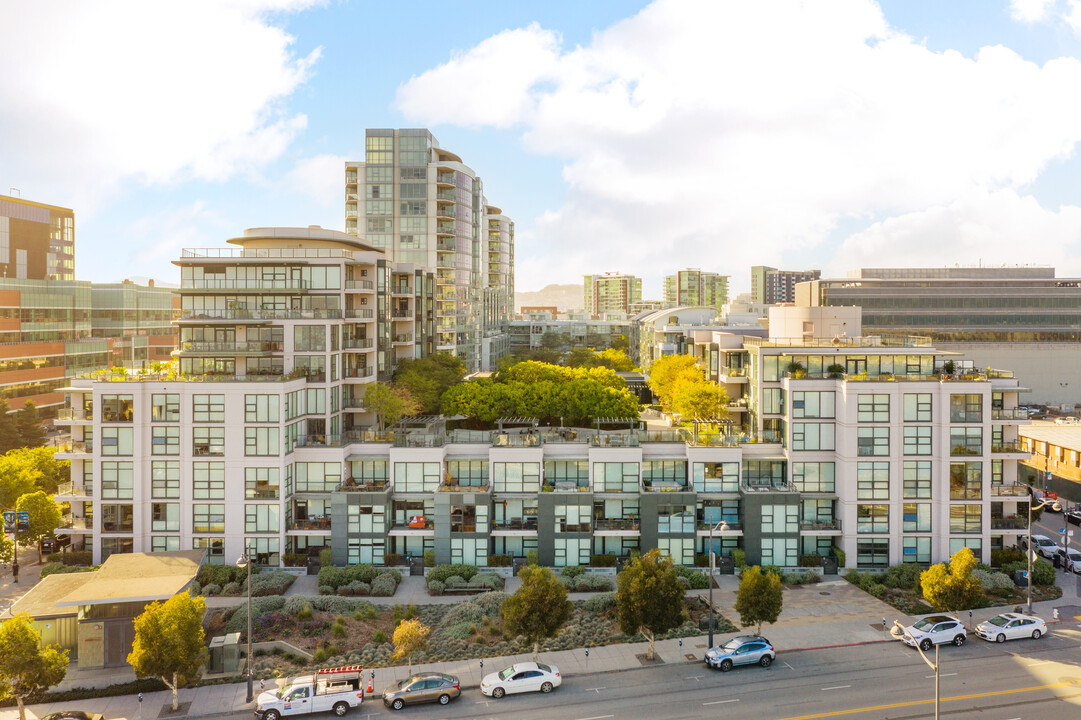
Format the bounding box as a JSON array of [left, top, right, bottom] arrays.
[[784, 662, 795, 670], [684, 675, 703, 682], [821, 685, 851, 691], [774, 681, 1071, 720], [583, 687, 607, 694], [703, 699, 739, 705], [925, 672, 957, 678]]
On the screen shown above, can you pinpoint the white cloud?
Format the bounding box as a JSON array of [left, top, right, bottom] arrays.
[[0, 0, 322, 212], [1010, 0, 1059, 23], [283, 154, 350, 207], [1067, 0, 1081, 32], [396, 0, 1081, 291], [128, 201, 234, 269]]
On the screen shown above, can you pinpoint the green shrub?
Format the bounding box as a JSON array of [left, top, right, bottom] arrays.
[[337, 581, 370, 597], [474, 591, 506, 615], [782, 570, 822, 586], [383, 553, 403, 566], [487, 554, 512, 567], [40, 562, 98, 578], [373, 630, 386, 643], [427, 580, 445, 596], [424, 550, 435, 567], [189, 580, 201, 596], [591, 554, 618, 567], [733, 549, 747, 569], [370, 574, 398, 597], [561, 565, 587, 578], [991, 547, 1025, 568], [318, 585, 335, 596], [868, 584, 886, 599], [526, 550, 539, 566], [444, 575, 466, 587], [694, 554, 709, 567], [443, 603, 486, 627], [799, 553, 824, 567], [312, 648, 327, 663], [972, 569, 1014, 590], [676, 576, 689, 589], [1031, 558, 1056, 585], [427, 564, 479, 584], [249, 571, 296, 597], [46, 550, 94, 566], [761, 564, 783, 577], [879, 563, 924, 591], [297, 603, 313, 620], [201, 583, 222, 596], [474, 573, 504, 590], [222, 582, 241, 596], [582, 592, 617, 612], [332, 624, 347, 638], [320, 547, 334, 567], [831, 546, 846, 568]]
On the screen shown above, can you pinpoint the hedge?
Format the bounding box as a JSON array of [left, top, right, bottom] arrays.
[[427, 564, 479, 585]]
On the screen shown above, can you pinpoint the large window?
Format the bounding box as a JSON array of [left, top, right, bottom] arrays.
[[903, 537, 931, 564], [857, 504, 889, 533], [245, 395, 280, 423], [347, 537, 385, 565], [553, 537, 590, 567], [693, 462, 740, 493], [949, 462, 982, 500], [792, 462, 835, 493], [245, 468, 279, 499], [193, 462, 225, 499], [657, 505, 695, 533], [857, 394, 890, 423], [791, 423, 835, 451], [903, 426, 932, 456], [394, 462, 440, 492], [152, 426, 180, 456], [347, 505, 386, 534], [245, 504, 279, 533], [903, 393, 932, 422], [294, 325, 326, 352], [856, 462, 889, 500], [761, 537, 798, 567], [152, 503, 180, 532], [950, 394, 983, 423], [642, 461, 687, 488], [450, 538, 487, 566], [658, 537, 696, 566], [152, 536, 180, 553], [903, 503, 931, 532], [296, 462, 342, 492], [903, 461, 932, 499], [949, 505, 982, 534], [101, 394, 134, 422], [152, 461, 180, 499], [554, 504, 591, 533], [950, 428, 983, 456], [350, 460, 389, 486], [101, 461, 133, 499], [193, 504, 226, 533], [193, 394, 225, 423], [101, 537, 134, 561], [857, 539, 889, 569], [791, 391, 835, 418], [101, 504, 134, 532], [492, 462, 541, 492], [949, 537, 982, 557], [593, 462, 639, 492], [245, 427, 280, 456], [193, 427, 225, 456], [762, 388, 784, 414], [447, 460, 489, 488], [152, 394, 180, 422], [101, 427, 133, 456], [450, 503, 488, 533], [544, 460, 588, 489], [857, 427, 889, 456], [761, 504, 798, 533], [193, 537, 225, 563], [743, 460, 786, 488]]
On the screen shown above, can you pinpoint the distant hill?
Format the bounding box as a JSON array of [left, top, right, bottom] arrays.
[[515, 283, 583, 312]]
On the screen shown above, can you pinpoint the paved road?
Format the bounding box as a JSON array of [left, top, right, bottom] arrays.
[[193, 628, 1081, 720]]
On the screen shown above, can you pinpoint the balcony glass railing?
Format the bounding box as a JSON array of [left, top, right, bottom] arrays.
[[799, 519, 842, 531], [345, 279, 375, 290], [492, 518, 539, 531], [180, 309, 342, 320], [343, 338, 374, 349], [288, 518, 332, 531], [594, 517, 640, 531], [990, 516, 1028, 530], [56, 442, 90, 454], [991, 408, 1028, 420], [179, 341, 283, 353], [337, 478, 389, 492], [740, 480, 798, 493], [56, 483, 91, 497], [183, 279, 314, 290], [992, 442, 1025, 453], [58, 514, 91, 530], [343, 367, 374, 378], [990, 483, 1029, 496]]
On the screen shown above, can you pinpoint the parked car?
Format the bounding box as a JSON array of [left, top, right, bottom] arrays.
[[383, 673, 461, 711], [41, 713, 104, 720], [1022, 534, 1058, 558], [975, 613, 1047, 643], [1065, 510, 1081, 527], [1055, 547, 1081, 573], [704, 635, 775, 671], [900, 616, 966, 651], [480, 662, 561, 698], [255, 665, 364, 720], [40, 533, 71, 555]]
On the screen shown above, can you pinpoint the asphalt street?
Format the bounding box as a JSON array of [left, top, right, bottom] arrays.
[[196, 626, 1081, 720]]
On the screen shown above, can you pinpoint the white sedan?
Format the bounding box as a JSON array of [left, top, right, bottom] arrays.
[[975, 613, 1047, 643], [480, 662, 561, 698]]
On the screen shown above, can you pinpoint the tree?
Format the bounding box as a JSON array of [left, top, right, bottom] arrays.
[[16, 492, 62, 563], [734, 566, 784, 635], [128, 594, 209, 711], [615, 549, 685, 660], [611, 334, 630, 352], [393, 352, 466, 414], [362, 383, 420, 430], [0, 614, 69, 720], [647, 355, 703, 408], [671, 381, 729, 421], [14, 403, 45, 450], [3, 447, 70, 495], [594, 348, 636, 372], [920, 547, 983, 612], [0, 458, 39, 510], [0, 534, 11, 565], [391, 619, 430, 674], [501, 566, 572, 660]]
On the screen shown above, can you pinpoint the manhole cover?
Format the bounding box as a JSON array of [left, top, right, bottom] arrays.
[[819, 591, 831, 596], [685, 653, 699, 661]]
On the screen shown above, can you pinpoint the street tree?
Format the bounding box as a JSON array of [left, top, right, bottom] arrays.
[[647, 355, 703, 409], [14, 403, 46, 450], [128, 593, 209, 711], [393, 353, 466, 414], [2, 447, 70, 495], [16, 491, 62, 563], [391, 619, 430, 674], [0, 534, 12, 565], [616, 549, 686, 660], [734, 566, 784, 634], [671, 381, 729, 421], [0, 460, 38, 510], [920, 547, 983, 612], [362, 383, 420, 430], [0, 614, 69, 720], [501, 566, 572, 660]]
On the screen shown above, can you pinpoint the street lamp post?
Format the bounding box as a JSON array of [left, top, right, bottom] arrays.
[[894, 621, 940, 720], [707, 520, 730, 648], [1026, 496, 1061, 613], [236, 552, 253, 703]]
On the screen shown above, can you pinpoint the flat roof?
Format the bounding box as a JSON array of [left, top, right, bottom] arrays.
[[1019, 424, 1081, 453], [54, 550, 205, 607], [6, 574, 90, 619]]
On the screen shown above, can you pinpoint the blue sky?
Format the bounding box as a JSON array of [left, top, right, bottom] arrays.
[[3, 0, 1081, 297]]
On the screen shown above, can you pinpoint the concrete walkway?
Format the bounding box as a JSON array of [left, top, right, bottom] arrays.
[[5, 567, 1080, 720]]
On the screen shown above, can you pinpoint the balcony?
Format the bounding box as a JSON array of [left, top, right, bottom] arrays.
[[343, 338, 374, 349], [182, 247, 355, 260], [344, 309, 375, 319], [343, 366, 374, 378], [991, 483, 1029, 497], [437, 172, 456, 185], [296, 435, 342, 448], [644, 481, 689, 492], [440, 482, 490, 492], [393, 434, 444, 448], [55, 441, 90, 455], [492, 433, 543, 447], [492, 518, 539, 531], [556, 522, 591, 533], [436, 223, 456, 236], [740, 480, 798, 493], [950, 445, 983, 457], [590, 434, 638, 448], [991, 516, 1028, 530], [392, 335, 414, 344], [391, 286, 413, 296], [542, 482, 591, 493], [447, 429, 493, 444], [57, 514, 92, 531], [288, 518, 332, 531], [179, 309, 342, 321], [992, 442, 1027, 454], [345, 279, 374, 290], [183, 279, 314, 290], [56, 483, 91, 498], [697, 520, 742, 531], [594, 517, 640, 531], [992, 408, 1029, 420], [338, 478, 389, 492], [178, 341, 284, 354], [800, 519, 842, 532]]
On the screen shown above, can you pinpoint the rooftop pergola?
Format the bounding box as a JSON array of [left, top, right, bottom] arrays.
[[593, 417, 640, 430], [496, 417, 539, 430]]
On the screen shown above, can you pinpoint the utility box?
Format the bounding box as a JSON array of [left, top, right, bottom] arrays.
[[222, 632, 242, 674], [208, 635, 226, 673], [1013, 569, 1029, 587]]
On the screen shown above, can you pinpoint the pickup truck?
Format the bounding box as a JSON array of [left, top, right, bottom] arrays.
[[255, 665, 365, 720]]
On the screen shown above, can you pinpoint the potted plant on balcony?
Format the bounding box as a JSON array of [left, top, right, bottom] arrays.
[[785, 361, 806, 379], [826, 363, 845, 379], [941, 360, 956, 379]]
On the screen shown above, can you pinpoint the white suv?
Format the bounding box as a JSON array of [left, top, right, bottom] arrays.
[[1026, 534, 1058, 559], [900, 615, 967, 651]]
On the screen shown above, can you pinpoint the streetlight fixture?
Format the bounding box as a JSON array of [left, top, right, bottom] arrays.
[[707, 520, 730, 648], [893, 621, 940, 720], [1026, 495, 1061, 613], [236, 552, 253, 703]]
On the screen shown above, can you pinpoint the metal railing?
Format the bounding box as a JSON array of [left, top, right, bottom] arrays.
[[337, 479, 389, 492], [179, 341, 283, 353], [343, 367, 374, 378], [345, 280, 374, 290], [740, 480, 798, 493], [180, 309, 342, 320], [800, 519, 842, 531], [991, 408, 1029, 420], [492, 518, 539, 531], [343, 338, 374, 349], [992, 442, 1026, 453], [287, 518, 332, 531], [990, 483, 1029, 496], [344, 309, 375, 319], [594, 518, 640, 531], [184, 279, 314, 290], [182, 247, 355, 259], [990, 516, 1028, 530], [58, 514, 91, 530], [493, 433, 543, 447]]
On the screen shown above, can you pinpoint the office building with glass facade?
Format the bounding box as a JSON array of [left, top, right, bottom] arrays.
[[664, 269, 729, 310], [584, 273, 643, 317]]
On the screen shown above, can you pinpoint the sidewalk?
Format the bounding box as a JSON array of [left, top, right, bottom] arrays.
[[4, 568, 1080, 720]]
